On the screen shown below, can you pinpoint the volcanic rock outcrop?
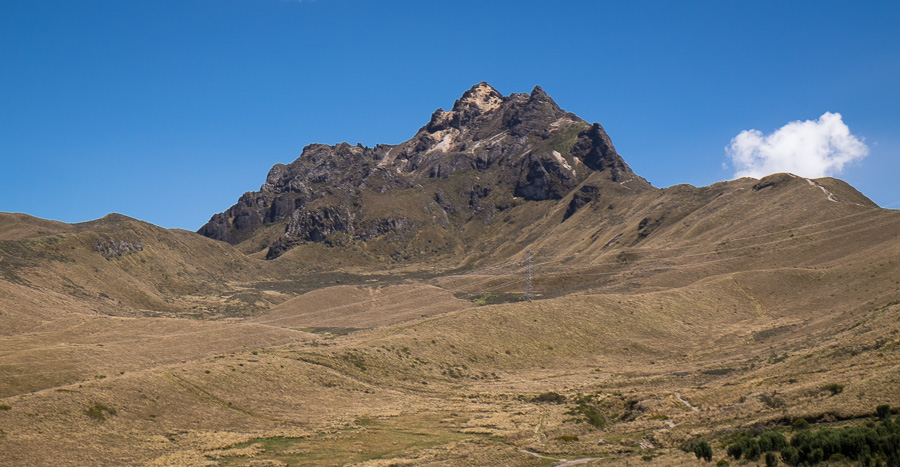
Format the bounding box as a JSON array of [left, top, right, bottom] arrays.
[[199, 83, 649, 259]]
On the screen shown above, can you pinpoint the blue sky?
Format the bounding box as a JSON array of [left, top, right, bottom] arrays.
[[2, 0, 899, 230]]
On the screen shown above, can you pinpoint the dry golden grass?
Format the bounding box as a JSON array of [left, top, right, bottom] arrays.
[[1, 174, 899, 465]]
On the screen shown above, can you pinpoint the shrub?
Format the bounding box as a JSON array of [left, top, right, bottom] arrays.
[[823, 383, 844, 395], [727, 437, 761, 461], [744, 438, 762, 461], [84, 402, 117, 421], [761, 392, 785, 408], [342, 352, 367, 371], [765, 451, 778, 467], [729, 405, 900, 465], [876, 404, 891, 420], [792, 418, 809, 431], [555, 434, 579, 442], [565, 397, 606, 429], [859, 448, 871, 467], [727, 441, 743, 460], [760, 430, 788, 452], [808, 447, 824, 464], [694, 440, 713, 462], [532, 392, 566, 404], [785, 407, 900, 465], [579, 404, 606, 429], [780, 446, 800, 466]]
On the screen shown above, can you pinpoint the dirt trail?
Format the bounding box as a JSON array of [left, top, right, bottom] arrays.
[[675, 391, 698, 411], [554, 458, 596, 466], [520, 450, 598, 466], [534, 408, 549, 441], [806, 178, 838, 202]]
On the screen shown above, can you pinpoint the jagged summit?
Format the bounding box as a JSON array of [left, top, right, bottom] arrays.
[[452, 82, 503, 114], [198, 84, 649, 259]]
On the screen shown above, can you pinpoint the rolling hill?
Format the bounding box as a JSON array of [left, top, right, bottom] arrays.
[[0, 84, 897, 466]]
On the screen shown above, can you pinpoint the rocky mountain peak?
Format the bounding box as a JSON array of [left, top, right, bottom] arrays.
[[199, 84, 648, 259], [453, 82, 503, 114], [423, 82, 502, 136], [526, 85, 563, 116], [527, 85, 556, 107]]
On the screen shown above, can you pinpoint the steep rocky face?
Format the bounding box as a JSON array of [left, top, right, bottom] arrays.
[[199, 83, 649, 259], [198, 143, 396, 246]]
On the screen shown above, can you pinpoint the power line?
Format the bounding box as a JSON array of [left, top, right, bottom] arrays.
[[524, 249, 533, 301]]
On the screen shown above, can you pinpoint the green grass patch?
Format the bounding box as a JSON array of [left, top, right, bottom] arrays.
[[565, 395, 607, 429], [541, 121, 590, 156], [212, 413, 485, 466], [297, 327, 360, 337], [457, 292, 525, 306], [341, 351, 367, 371]]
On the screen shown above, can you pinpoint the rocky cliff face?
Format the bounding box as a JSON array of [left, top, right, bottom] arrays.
[[198, 83, 649, 259]]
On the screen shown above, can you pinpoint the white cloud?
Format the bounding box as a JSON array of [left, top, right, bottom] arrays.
[[727, 112, 868, 179]]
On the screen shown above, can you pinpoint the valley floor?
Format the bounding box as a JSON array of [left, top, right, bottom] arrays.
[[2, 262, 898, 466]]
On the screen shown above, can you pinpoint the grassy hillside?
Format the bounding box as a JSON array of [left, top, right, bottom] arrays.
[[0, 174, 898, 465]]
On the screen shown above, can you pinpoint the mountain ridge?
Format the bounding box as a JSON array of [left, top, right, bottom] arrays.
[[198, 83, 649, 259]]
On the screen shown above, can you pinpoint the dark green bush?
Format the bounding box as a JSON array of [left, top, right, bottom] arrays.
[[727, 440, 744, 460], [579, 404, 605, 429], [745, 438, 762, 461], [792, 418, 809, 431], [780, 446, 800, 465], [808, 447, 824, 464], [780, 406, 899, 465], [760, 430, 787, 452], [694, 440, 713, 462], [765, 451, 778, 466], [727, 436, 762, 461], [726, 405, 899, 466], [565, 398, 606, 429]]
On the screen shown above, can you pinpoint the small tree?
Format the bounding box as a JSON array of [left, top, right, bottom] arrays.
[[808, 447, 824, 464], [876, 404, 891, 420], [694, 440, 713, 462], [743, 438, 762, 461], [781, 446, 800, 466], [727, 441, 743, 460], [760, 430, 788, 451]]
